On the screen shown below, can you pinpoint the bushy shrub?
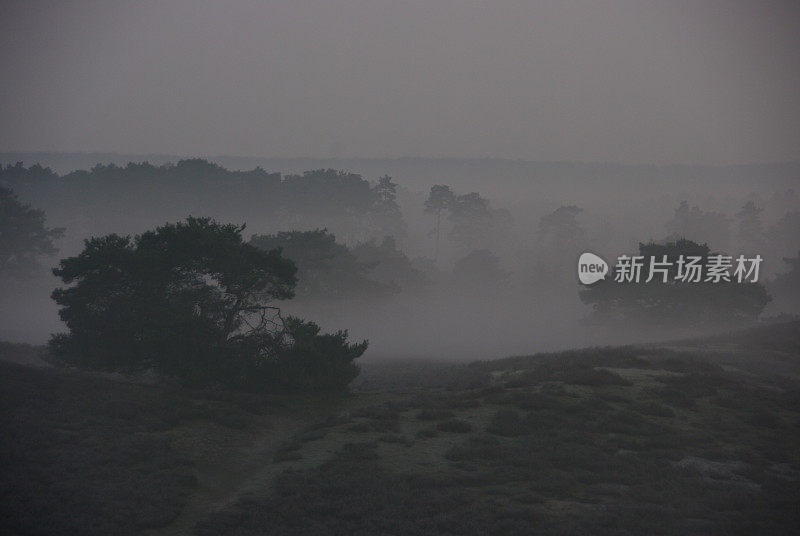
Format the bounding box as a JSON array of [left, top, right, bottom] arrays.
[[251, 317, 366, 392], [49, 218, 366, 392]]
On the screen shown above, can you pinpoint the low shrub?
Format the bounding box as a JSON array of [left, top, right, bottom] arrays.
[[437, 419, 473, 433], [486, 409, 526, 437]]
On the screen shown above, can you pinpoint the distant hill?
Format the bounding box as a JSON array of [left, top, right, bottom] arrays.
[[2, 152, 798, 200]]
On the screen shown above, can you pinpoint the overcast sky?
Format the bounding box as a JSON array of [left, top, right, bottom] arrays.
[[1, 0, 798, 164]]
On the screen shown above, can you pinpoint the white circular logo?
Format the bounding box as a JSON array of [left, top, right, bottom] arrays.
[[578, 252, 608, 285]]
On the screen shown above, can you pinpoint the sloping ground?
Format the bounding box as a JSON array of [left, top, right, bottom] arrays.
[[2, 321, 799, 535], [197, 321, 800, 535], [0, 358, 331, 536], [0, 362, 198, 535]]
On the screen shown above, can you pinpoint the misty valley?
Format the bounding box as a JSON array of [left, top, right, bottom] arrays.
[[1, 156, 799, 535], [3, 2, 799, 533]]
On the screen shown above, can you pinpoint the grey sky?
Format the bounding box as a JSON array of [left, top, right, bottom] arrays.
[[1, 0, 798, 164]]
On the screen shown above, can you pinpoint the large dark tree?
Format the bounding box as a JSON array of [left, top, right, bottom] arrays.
[[0, 186, 64, 280], [50, 218, 366, 390]]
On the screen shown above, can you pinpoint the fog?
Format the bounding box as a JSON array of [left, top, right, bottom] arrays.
[[1, 1, 799, 361], [1, 157, 798, 360]]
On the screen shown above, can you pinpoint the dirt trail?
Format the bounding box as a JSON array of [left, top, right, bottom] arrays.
[[144, 412, 311, 536], [144, 393, 379, 536]]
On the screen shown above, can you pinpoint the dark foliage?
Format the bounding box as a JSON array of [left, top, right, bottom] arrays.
[[49, 217, 365, 391], [351, 236, 428, 293], [0, 184, 64, 280], [0, 161, 407, 247], [423, 184, 513, 255], [250, 229, 391, 299], [259, 317, 366, 392]]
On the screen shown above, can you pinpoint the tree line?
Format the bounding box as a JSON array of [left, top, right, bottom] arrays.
[[1, 160, 798, 391], [0, 160, 405, 246]]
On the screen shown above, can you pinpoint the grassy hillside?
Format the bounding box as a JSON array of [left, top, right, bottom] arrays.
[[2, 322, 799, 535]]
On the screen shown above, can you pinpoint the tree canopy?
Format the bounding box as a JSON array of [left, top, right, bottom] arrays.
[[367, 175, 406, 242], [0, 185, 64, 281], [351, 236, 428, 293], [1, 161, 407, 248], [50, 217, 366, 391], [423, 184, 513, 257], [250, 229, 393, 300]]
